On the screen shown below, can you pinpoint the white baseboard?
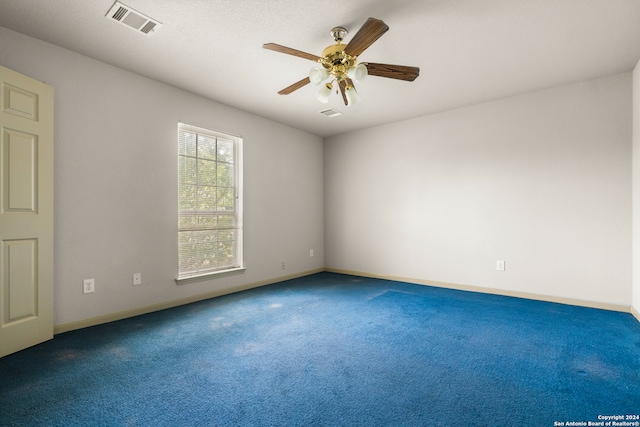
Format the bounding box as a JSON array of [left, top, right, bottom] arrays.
[[325, 268, 632, 314], [54, 268, 324, 334], [55, 267, 638, 334]]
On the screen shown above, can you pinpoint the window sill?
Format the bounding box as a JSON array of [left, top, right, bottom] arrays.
[[175, 266, 246, 285]]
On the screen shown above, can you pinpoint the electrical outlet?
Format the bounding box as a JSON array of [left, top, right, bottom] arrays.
[[133, 273, 142, 286], [310, 249, 314, 257], [83, 278, 95, 294], [281, 261, 286, 270], [496, 260, 505, 271]]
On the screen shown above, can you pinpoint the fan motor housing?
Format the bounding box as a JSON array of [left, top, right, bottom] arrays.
[[321, 43, 346, 58], [321, 43, 356, 79]]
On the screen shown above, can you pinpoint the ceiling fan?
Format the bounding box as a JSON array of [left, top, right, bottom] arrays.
[[263, 17, 420, 106]]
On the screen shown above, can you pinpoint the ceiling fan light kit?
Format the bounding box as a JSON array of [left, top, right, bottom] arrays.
[[316, 82, 333, 103], [309, 67, 330, 85], [348, 63, 368, 81], [344, 85, 361, 105], [263, 18, 419, 107]]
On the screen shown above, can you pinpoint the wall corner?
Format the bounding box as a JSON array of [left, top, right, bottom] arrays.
[[632, 59, 640, 317]]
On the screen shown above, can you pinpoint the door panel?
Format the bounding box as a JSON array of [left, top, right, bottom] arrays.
[[0, 65, 53, 358], [4, 239, 38, 323], [4, 129, 37, 212]]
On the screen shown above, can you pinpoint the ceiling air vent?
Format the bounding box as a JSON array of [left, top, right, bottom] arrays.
[[105, 1, 162, 36], [319, 108, 342, 118]]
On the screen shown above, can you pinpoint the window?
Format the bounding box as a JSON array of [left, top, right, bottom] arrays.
[[177, 123, 243, 281]]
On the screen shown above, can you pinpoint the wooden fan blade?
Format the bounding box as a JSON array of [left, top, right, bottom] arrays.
[[338, 80, 349, 106], [263, 43, 322, 62], [344, 18, 389, 57], [278, 77, 311, 95], [364, 63, 420, 81]]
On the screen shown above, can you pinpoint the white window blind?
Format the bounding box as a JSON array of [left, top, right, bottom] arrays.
[[178, 123, 243, 279]]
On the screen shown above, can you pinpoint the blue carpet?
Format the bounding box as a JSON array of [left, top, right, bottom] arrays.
[[1, 272, 639, 426]]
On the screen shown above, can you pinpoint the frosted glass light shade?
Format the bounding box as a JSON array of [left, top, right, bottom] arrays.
[[348, 63, 368, 81], [316, 83, 333, 103], [309, 67, 330, 85], [345, 86, 361, 106]]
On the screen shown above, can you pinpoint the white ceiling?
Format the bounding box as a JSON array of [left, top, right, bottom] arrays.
[[1, 0, 640, 137]]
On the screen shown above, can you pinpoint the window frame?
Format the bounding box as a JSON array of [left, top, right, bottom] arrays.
[[175, 122, 244, 284]]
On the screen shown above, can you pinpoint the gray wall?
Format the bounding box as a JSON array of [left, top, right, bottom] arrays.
[[325, 73, 632, 307], [633, 60, 640, 315], [0, 26, 325, 326]]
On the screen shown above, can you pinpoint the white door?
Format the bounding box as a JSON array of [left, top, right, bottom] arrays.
[[0, 65, 54, 358]]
